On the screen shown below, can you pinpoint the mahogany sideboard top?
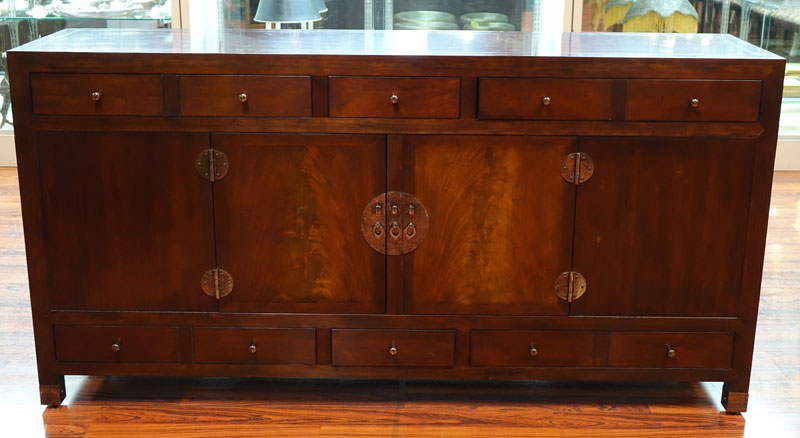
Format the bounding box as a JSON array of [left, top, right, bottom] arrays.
[[7, 29, 785, 413]]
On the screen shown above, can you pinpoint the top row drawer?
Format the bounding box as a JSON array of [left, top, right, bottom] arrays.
[[30, 74, 761, 122]]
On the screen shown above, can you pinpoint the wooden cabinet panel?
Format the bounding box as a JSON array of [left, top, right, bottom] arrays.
[[193, 328, 316, 364], [54, 326, 178, 363], [212, 134, 386, 313], [329, 76, 460, 118], [608, 332, 734, 369], [571, 137, 755, 316], [478, 78, 613, 120], [626, 80, 761, 121], [179, 75, 311, 117], [471, 331, 596, 367], [331, 329, 455, 367], [37, 132, 216, 311], [31, 73, 163, 116], [394, 135, 575, 315]]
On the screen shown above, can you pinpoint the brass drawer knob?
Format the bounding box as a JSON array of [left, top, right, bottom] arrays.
[[239, 92, 248, 103], [111, 338, 121, 352], [390, 94, 399, 104], [91, 91, 102, 101], [542, 96, 551, 106], [666, 343, 676, 358], [249, 343, 257, 354], [529, 343, 538, 357], [690, 98, 700, 108], [389, 343, 398, 356]]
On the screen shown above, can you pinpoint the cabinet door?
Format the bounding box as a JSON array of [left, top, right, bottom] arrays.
[[213, 134, 386, 313], [392, 135, 576, 315], [571, 137, 755, 316], [38, 132, 216, 311]]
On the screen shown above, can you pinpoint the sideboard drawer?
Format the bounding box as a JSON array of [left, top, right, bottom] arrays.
[[31, 73, 163, 116], [626, 80, 761, 121], [54, 326, 178, 363], [478, 78, 613, 120], [180, 75, 312, 117], [331, 329, 455, 367], [470, 330, 595, 367], [608, 332, 734, 368], [193, 328, 316, 364], [329, 76, 461, 118]]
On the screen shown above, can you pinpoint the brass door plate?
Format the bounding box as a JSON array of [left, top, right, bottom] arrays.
[[561, 153, 594, 185], [195, 149, 229, 182], [361, 191, 429, 255], [554, 271, 587, 302], [201, 268, 234, 299]]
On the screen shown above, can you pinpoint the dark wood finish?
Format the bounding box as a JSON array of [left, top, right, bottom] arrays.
[[394, 135, 575, 315], [470, 331, 596, 367], [54, 326, 179, 363], [7, 29, 785, 412], [193, 328, 316, 364], [478, 78, 613, 120], [179, 75, 311, 117], [607, 332, 734, 369], [572, 136, 755, 317], [31, 73, 163, 115], [37, 131, 216, 311], [331, 329, 455, 367], [329, 76, 460, 119], [626, 80, 761, 121], [211, 134, 386, 314], [721, 383, 750, 412]]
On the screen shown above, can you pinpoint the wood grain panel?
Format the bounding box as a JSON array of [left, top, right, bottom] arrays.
[[212, 134, 385, 314], [37, 131, 216, 311], [331, 329, 455, 367], [193, 328, 315, 364], [31, 73, 163, 115], [54, 326, 178, 363], [179, 75, 311, 117], [608, 332, 734, 369], [626, 80, 761, 121], [571, 137, 755, 316], [478, 78, 613, 120], [471, 331, 595, 367], [397, 135, 575, 315], [329, 77, 460, 118]]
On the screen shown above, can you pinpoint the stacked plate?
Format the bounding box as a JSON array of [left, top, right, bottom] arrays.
[[460, 12, 514, 30], [394, 11, 459, 30]]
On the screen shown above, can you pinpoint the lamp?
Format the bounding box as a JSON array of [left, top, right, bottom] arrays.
[[621, 0, 699, 33], [316, 0, 328, 13], [254, 0, 322, 29]]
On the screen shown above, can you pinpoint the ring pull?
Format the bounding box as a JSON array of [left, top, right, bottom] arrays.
[[372, 221, 384, 237], [405, 221, 416, 238], [389, 221, 402, 239]]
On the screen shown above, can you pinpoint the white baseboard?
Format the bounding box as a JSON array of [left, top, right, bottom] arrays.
[[0, 134, 798, 170]]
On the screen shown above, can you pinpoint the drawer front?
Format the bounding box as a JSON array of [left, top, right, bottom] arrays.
[[331, 329, 455, 367], [608, 332, 734, 368], [626, 80, 761, 121], [470, 330, 595, 367], [478, 78, 613, 120], [193, 328, 316, 364], [180, 75, 312, 117], [329, 76, 460, 118], [31, 73, 163, 116], [54, 326, 178, 363]]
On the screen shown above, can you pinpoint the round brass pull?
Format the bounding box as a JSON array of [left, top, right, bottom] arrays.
[[389, 344, 398, 356], [690, 98, 700, 108], [91, 91, 102, 101], [249, 343, 257, 354], [529, 344, 538, 357], [666, 343, 676, 358], [542, 96, 551, 106], [239, 93, 248, 103], [111, 338, 121, 352], [390, 94, 399, 104]]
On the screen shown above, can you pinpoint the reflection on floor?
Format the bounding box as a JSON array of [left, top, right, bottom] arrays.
[[0, 168, 798, 437]]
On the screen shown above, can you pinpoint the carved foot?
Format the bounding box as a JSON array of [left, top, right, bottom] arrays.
[[39, 376, 66, 407], [721, 383, 748, 413]]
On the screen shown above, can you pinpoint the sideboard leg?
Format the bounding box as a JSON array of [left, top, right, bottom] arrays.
[[39, 375, 66, 407], [721, 382, 749, 413]]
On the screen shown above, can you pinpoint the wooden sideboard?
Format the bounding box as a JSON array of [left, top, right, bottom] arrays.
[[8, 29, 784, 412]]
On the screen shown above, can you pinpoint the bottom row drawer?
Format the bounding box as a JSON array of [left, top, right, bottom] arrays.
[[193, 328, 316, 364], [331, 329, 455, 367], [54, 326, 179, 363], [608, 332, 734, 369]]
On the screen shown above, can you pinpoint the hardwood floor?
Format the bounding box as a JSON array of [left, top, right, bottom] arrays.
[[0, 167, 798, 437]]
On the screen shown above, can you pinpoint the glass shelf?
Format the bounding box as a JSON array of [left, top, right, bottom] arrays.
[[0, 0, 171, 22]]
